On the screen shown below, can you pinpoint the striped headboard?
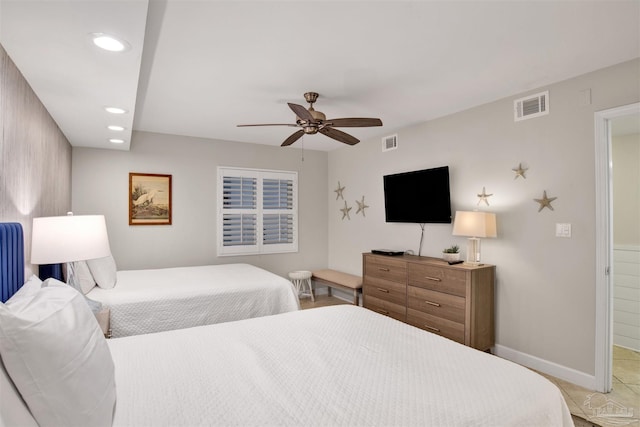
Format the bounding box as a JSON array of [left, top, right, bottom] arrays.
[[0, 223, 25, 303]]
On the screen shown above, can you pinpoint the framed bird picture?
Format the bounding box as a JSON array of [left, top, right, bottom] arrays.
[[129, 172, 172, 225]]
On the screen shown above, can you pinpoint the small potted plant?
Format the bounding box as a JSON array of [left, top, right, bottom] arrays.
[[442, 245, 460, 262]]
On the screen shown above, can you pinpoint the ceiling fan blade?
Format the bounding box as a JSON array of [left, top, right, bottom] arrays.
[[288, 103, 315, 122], [237, 123, 298, 127], [281, 129, 305, 147], [326, 118, 383, 127], [319, 127, 360, 145]]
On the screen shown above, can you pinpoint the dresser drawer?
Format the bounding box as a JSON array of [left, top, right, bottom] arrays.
[[407, 308, 465, 344], [407, 286, 465, 324], [408, 263, 467, 297], [365, 295, 406, 322], [364, 255, 406, 283], [363, 277, 406, 305]]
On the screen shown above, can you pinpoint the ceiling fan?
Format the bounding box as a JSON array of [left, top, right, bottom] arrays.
[[237, 92, 383, 146]]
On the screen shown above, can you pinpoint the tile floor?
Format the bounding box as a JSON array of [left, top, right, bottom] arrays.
[[299, 295, 640, 427], [539, 346, 639, 427]]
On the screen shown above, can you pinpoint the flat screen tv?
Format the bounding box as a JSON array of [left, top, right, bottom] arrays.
[[383, 166, 452, 223]]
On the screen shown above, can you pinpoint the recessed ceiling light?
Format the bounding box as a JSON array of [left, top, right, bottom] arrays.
[[109, 138, 125, 144], [104, 106, 127, 114], [91, 33, 130, 52], [107, 125, 125, 131]]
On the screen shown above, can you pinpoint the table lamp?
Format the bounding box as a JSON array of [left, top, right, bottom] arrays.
[[452, 211, 497, 265], [31, 213, 111, 290]]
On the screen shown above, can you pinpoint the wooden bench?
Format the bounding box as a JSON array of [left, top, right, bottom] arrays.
[[311, 269, 363, 305]]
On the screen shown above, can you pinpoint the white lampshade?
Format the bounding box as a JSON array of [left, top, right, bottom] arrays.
[[452, 211, 497, 238], [31, 215, 111, 264], [452, 211, 497, 265]]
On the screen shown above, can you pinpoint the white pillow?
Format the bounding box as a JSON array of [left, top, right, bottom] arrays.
[[0, 278, 116, 427], [7, 275, 43, 302], [87, 254, 117, 289], [73, 260, 96, 294], [0, 357, 38, 427]]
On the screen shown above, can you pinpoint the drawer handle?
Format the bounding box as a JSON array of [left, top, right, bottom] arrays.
[[378, 267, 390, 272], [424, 325, 440, 332], [424, 276, 442, 282], [424, 300, 441, 307], [375, 309, 389, 315], [376, 287, 390, 293]]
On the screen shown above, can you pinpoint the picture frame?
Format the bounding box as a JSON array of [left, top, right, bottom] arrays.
[[129, 173, 172, 225]]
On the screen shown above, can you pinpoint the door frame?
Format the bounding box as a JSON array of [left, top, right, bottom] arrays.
[[594, 102, 640, 393]]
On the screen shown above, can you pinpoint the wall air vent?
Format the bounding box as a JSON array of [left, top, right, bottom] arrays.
[[382, 134, 398, 152], [514, 91, 549, 122]]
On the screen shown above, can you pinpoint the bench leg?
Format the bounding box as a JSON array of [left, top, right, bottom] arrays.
[[353, 289, 359, 306], [306, 278, 315, 302], [327, 286, 332, 297]]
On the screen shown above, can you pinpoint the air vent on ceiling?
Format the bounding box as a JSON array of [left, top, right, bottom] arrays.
[[382, 134, 398, 152], [514, 91, 549, 122]]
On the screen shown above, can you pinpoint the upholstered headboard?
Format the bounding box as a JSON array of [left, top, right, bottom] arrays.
[[0, 223, 25, 302]]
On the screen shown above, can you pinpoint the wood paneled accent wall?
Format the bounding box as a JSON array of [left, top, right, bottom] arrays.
[[0, 43, 72, 275]]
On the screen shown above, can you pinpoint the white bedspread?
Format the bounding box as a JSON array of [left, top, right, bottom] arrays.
[[87, 263, 299, 337], [108, 305, 574, 427]]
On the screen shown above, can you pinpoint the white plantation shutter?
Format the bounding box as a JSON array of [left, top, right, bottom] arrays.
[[221, 174, 258, 253], [263, 178, 294, 246], [218, 167, 297, 256]]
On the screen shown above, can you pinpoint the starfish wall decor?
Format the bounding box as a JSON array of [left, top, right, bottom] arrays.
[[355, 196, 369, 217], [340, 200, 352, 220], [512, 163, 528, 179], [477, 187, 493, 206], [533, 190, 557, 212], [334, 182, 345, 200]]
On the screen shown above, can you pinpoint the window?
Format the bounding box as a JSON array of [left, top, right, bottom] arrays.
[[217, 167, 297, 256]]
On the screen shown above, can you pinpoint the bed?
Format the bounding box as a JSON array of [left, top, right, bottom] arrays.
[[1, 222, 299, 337], [0, 223, 574, 426], [0, 278, 574, 427], [85, 262, 300, 337]]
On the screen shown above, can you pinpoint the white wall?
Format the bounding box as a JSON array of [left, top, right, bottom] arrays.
[[72, 131, 328, 278], [327, 58, 640, 383], [0, 44, 72, 277], [613, 133, 640, 246], [613, 246, 640, 351], [612, 132, 640, 351]]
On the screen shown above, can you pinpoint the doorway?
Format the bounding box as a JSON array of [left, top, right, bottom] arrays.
[[594, 102, 640, 393]]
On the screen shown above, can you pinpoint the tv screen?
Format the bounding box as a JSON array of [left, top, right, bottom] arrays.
[[383, 166, 452, 223]]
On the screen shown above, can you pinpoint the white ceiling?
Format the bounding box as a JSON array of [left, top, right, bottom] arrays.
[[1, 1, 639, 152]]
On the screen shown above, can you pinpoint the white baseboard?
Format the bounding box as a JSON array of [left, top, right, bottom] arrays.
[[494, 344, 596, 391]]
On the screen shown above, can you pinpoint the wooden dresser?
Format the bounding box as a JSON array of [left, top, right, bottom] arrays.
[[362, 252, 495, 351]]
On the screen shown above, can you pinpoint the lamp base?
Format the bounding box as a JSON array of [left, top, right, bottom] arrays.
[[465, 237, 482, 265]]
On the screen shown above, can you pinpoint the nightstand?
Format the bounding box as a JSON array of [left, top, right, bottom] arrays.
[[95, 307, 112, 339]]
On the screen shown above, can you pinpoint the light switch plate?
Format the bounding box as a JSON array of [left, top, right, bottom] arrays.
[[555, 223, 572, 238]]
